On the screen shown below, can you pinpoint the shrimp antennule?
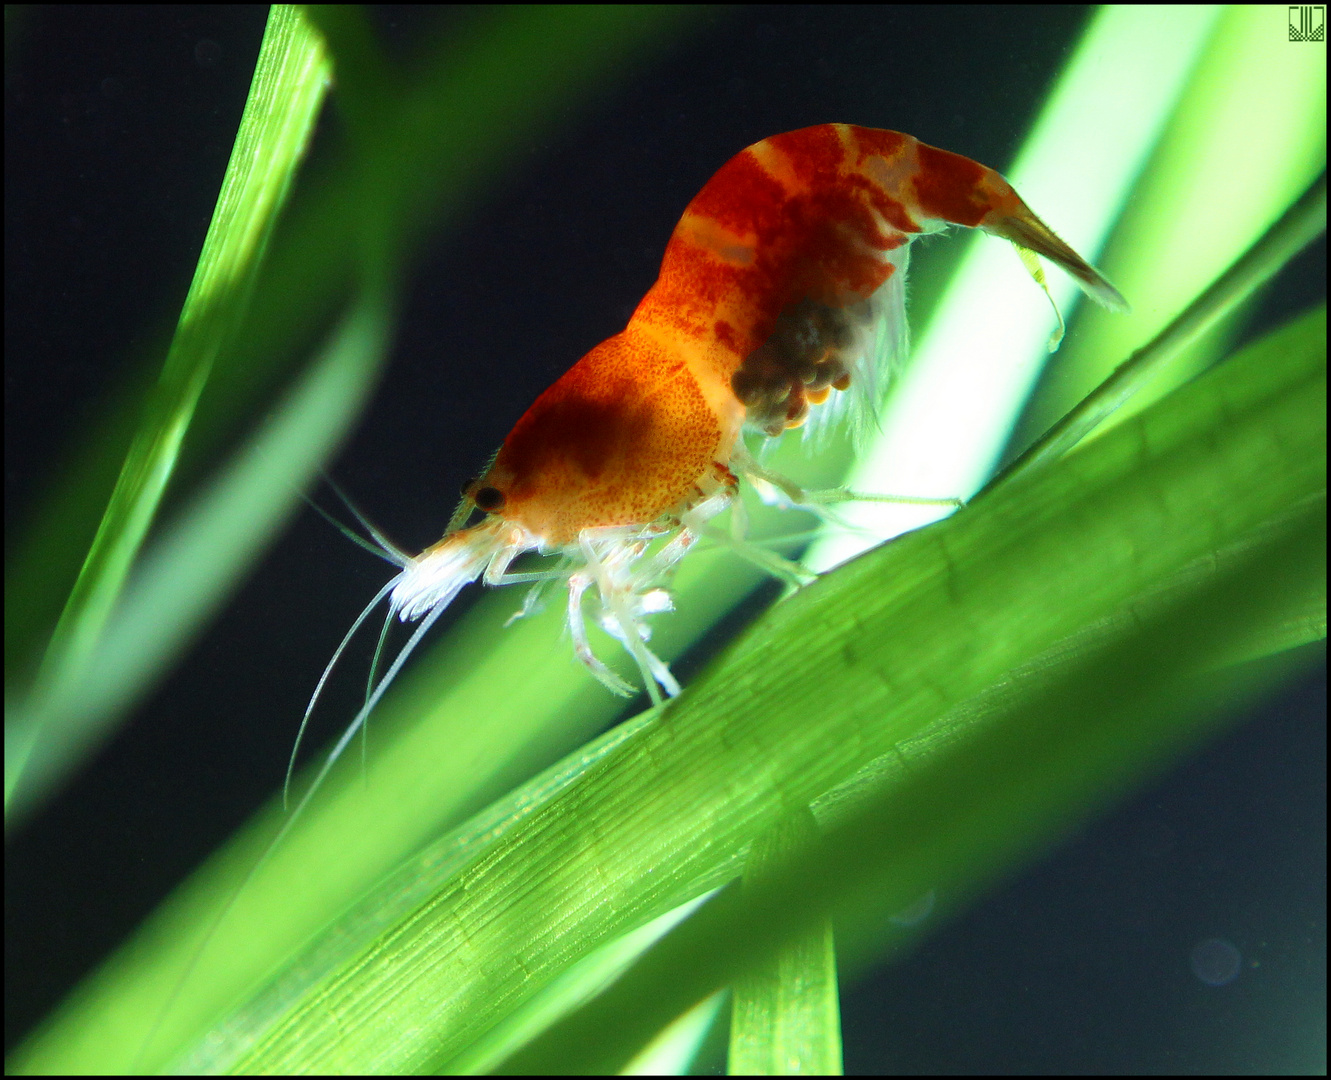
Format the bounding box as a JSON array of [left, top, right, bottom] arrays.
[[284, 577, 398, 808], [303, 478, 412, 568]]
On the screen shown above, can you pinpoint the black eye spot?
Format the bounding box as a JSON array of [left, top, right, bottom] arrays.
[[474, 486, 505, 512]]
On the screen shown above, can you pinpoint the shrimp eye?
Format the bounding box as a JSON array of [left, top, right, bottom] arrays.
[[473, 485, 505, 512]]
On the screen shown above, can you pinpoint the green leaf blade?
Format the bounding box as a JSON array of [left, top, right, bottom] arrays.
[[223, 306, 1322, 1073], [5, 5, 332, 825]]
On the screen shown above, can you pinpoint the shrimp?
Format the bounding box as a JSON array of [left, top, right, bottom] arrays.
[[381, 124, 1126, 706], [141, 129, 1127, 1063]]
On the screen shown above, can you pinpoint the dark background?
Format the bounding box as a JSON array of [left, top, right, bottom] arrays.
[[6, 6, 1326, 1072]]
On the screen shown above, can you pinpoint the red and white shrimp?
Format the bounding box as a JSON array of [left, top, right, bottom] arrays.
[[141, 127, 1127, 1062], [327, 124, 1125, 732]]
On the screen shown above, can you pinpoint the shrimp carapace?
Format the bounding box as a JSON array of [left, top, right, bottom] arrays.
[[380, 124, 1124, 703]]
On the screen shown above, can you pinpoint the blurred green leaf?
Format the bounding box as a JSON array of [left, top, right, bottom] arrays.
[[1002, 177, 1326, 483], [1014, 4, 1327, 444]]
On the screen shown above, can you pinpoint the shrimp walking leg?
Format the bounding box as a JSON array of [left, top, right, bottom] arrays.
[[567, 570, 636, 697], [731, 444, 964, 514]]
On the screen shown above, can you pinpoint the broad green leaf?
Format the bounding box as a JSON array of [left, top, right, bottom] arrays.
[[502, 501, 1325, 1075], [168, 304, 1324, 1073]]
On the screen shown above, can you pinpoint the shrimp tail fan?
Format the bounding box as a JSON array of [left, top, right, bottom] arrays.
[[983, 198, 1130, 314]]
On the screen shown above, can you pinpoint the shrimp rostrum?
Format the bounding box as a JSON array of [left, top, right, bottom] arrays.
[[368, 124, 1126, 708]]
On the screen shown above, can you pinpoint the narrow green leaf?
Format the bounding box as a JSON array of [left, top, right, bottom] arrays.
[[729, 809, 843, 1076], [4, 5, 331, 824], [4, 5, 702, 828]]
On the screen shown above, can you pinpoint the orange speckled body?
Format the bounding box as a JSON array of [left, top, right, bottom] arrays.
[[479, 324, 727, 548], [394, 124, 1125, 698]]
